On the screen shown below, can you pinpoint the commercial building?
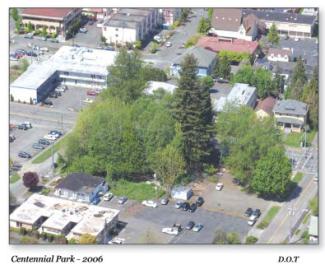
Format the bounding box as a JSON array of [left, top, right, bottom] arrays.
[[54, 173, 108, 204], [102, 8, 160, 44], [170, 47, 217, 77], [242, 9, 317, 39], [209, 9, 258, 41], [214, 83, 257, 112], [273, 99, 308, 133], [21, 8, 82, 40], [10, 46, 118, 104], [10, 194, 119, 243], [197, 36, 259, 56]]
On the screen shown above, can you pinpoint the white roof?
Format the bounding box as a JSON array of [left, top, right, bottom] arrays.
[[309, 216, 318, 236], [10, 194, 119, 237], [144, 81, 177, 95], [10, 46, 118, 91]]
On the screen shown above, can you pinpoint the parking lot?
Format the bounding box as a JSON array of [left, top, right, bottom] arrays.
[[10, 86, 93, 165], [99, 173, 270, 244]]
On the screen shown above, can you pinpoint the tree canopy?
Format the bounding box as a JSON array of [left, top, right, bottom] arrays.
[[197, 17, 210, 34], [286, 57, 307, 100], [23, 172, 39, 189], [215, 54, 231, 80], [267, 23, 280, 45]]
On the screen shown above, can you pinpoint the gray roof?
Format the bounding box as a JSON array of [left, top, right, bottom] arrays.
[[242, 9, 316, 25], [105, 19, 139, 29], [112, 13, 145, 23], [119, 8, 152, 17], [276, 116, 304, 126], [173, 47, 216, 68], [273, 99, 308, 116], [56, 173, 105, 194]]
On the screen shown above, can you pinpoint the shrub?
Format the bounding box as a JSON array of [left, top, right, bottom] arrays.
[[245, 236, 258, 244], [185, 34, 201, 48], [23, 172, 39, 189]]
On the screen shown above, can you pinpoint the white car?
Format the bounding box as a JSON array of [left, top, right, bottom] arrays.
[[83, 98, 94, 104], [165, 41, 172, 47], [43, 134, 58, 141], [215, 182, 224, 191], [103, 192, 114, 201], [23, 121, 32, 129], [247, 219, 256, 226], [55, 85, 67, 93], [142, 200, 158, 208], [162, 227, 179, 235], [40, 47, 49, 52], [108, 237, 125, 244]]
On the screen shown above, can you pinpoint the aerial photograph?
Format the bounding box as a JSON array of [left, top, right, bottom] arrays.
[[9, 7, 318, 245]]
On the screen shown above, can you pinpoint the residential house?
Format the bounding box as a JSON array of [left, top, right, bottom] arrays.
[[242, 9, 317, 39], [209, 8, 258, 41], [159, 8, 181, 28], [267, 48, 292, 62], [54, 173, 108, 204], [273, 99, 308, 133], [170, 47, 217, 77], [214, 83, 257, 112], [255, 96, 277, 119], [197, 36, 259, 57], [10, 194, 119, 243], [21, 8, 82, 40]]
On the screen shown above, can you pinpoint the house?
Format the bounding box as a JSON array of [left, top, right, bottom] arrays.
[[197, 36, 259, 57], [171, 186, 193, 201], [267, 48, 292, 62], [159, 8, 181, 28], [10, 46, 118, 103], [242, 9, 317, 39], [209, 8, 258, 41], [144, 81, 177, 95], [21, 8, 82, 40], [255, 96, 277, 119], [170, 47, 217, 77], [273, 99, 308, 133], [102, 8, 160, 44], [308, 216, 318, 242], [54, 173, 108, 204], [10, 194, 119, 243], [214, 83, 257, 112]]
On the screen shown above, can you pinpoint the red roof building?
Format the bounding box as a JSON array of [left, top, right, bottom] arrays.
[[22, 8, 79, 21], [197, 36, 259, 55]]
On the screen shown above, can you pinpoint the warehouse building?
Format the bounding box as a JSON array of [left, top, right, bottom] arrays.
[[10, 194, 120, 243], [10, 46, 118, 104]]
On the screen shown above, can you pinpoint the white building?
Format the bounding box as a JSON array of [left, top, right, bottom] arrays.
[[171, 186, 193, 201], [10, 46, 118, 103], [214, 83, 257, 112], [267, 48, 292, 62], [144, 81, 177, 95], [10, 194, 119, 243]]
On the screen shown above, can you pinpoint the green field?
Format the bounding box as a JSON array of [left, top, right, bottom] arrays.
[[32, 137, 67, 164], [257, 206, 281, 229], [283, 130, 316, 148], [109, 179, 165, 202]]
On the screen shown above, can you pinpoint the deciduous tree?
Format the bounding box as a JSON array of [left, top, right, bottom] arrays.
[[267, 23, 280, 45], [23, 172, 39, 189]]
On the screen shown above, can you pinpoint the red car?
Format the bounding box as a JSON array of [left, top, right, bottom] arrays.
[[87, 90, 99, 96]]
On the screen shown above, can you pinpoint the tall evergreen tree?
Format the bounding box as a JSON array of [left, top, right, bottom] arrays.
[[287, 57, 307, 100], [174, 54, 214, 174], [267, 23, 280, 45]]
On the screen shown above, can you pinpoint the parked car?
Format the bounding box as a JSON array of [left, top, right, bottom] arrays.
[[43, 134, 58, 141], [142, 200, 158, 208], [17, 124, 28, 130], [91, 196, 100, 205], [42, 99, 53, 106], [118, 196, 128, 204], [108, 237, 125, 244], [9, 135, 16, 142], [192, 224, 203, 232], [175, 201, 183, 209], [55, 85, 67, 93], [39, 139, 51, 146], [23, 121, 32, 129], [189, 203, 197, 213], [162, 227, 180, 235], [87, 89, 99, 96], [247, 219, 256, 226], [32, 143, 45, 150], [49, 91, 58, 98], [215, 182, 224, 191], [11, 163, 22, 171], [79, 28, 88, 33], [196, 196, 204, 207], [181, 202, 190, 211], [18, 151, 32, 159], [165, 41, 172, 47], [49, 130, 63, 137], [251, 209, 261, 219], [244, 208, 253, 217], [40, 47, 49, 52], [160, 198, 169, 205], [24, 33, 34, 39], [103, 192, 114, 201], [83, 98, 94, 104], [26, 51, 37, 57], [185, 221, 195, 230]]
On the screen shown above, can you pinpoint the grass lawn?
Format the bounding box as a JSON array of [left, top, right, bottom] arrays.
[[10, 173, 20, 184], [283, 130, 316, 148], [292, 172, 304, 183], [257, 206, 281, 229], [110, 179, 165, 202], [32, 137, 67, 164]]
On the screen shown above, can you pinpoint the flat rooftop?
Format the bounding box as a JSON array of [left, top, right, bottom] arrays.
[[144, 81, 177, 95], [10, 194, 119, 237], [10, 46, 118, 91]]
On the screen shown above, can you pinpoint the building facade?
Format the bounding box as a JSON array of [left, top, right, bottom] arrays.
[[159, 8, 181, 28]]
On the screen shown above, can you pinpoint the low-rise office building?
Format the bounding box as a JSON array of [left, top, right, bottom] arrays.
[[10, 194, 120, 243], [273, 99, 308, 133], [10, 46, 118, 104], [21, 8, 82, 40]]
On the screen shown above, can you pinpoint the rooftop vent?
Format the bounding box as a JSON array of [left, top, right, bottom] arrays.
[[34, 201, 45, 208]]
